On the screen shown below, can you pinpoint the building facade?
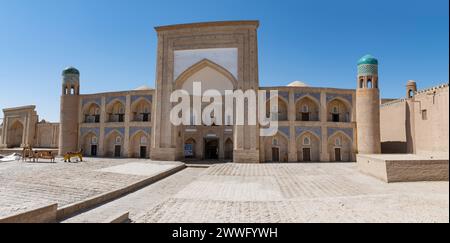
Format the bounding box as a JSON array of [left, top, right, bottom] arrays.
[[6, 20, 443, 163], [0, 106, 59, 149], [57, 21, 365, 163], [380, 81, 449, 155]]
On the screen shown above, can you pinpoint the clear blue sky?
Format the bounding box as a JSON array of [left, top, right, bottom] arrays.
[[0, 0, 448, 122]]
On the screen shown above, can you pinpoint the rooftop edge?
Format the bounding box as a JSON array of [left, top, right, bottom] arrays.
[[155, 20, 260, 32]]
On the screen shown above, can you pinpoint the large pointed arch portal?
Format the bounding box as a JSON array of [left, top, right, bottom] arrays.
[[151, 21, 260, 163], [175, 59, 238, 94]]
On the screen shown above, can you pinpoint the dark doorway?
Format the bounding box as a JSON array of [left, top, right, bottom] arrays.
[[91, 145, 98, 157], [205, 139, 219, 160], [224, 139, 233, 161], [272, 147, 280, 162], [332, 114, 340, 122], [302, 113, 310, 121], [140, 146, 147, 158], [118, 114, 125, 122], [335, 148, 341, 162], [303, 148, 311, 162], [114, 145, 121, 157], [142, 113, 150, 122]]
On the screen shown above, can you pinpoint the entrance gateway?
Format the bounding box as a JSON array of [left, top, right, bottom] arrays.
[[91, 145, 98, 157], [335, 148, 342, 162], [114, 145, 121, 157], [303, 148, 311, 162], [205, 138, 219, 160], [272, 147, 280, 162], [140, 146, 147, 158]]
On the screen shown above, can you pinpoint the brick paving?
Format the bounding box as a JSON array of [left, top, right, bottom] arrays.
[[63, 168, 205, 223], [2, 160, 448, 223], [136, 163, 449, 223], [0, 158, 182, 218]]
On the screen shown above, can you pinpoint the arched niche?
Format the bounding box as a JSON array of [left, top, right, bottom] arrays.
[[327, 98, 351, 123]]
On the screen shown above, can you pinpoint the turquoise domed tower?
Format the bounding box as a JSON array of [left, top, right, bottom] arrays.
[[356, 55, 381, 154], [357, 55, 379, 87], [62, 67, 80, 94], [59, 67, 80, 156]]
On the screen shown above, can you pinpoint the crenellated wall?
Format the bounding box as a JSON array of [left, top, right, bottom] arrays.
[[380, 83, 449, 155], [413, 84, 449, 155]]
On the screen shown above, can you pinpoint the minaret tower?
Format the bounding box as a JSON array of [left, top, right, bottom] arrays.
[[59, 67, 80, 156], [356, 55, 381, 154], [406, 80, 417, 99]]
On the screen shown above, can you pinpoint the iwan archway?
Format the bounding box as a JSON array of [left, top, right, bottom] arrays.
[[150, 21, 260, 163], [7, 120, 24, 148]]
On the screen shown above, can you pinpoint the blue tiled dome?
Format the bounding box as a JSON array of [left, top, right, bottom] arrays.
[[62, 67, 80, 75], [358, 55, 378, 65]]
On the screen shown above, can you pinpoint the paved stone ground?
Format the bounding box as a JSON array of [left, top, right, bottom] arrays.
[[0, 158, 182, 218], [136, 163, 449, 223], [63, 168, 205, 223]]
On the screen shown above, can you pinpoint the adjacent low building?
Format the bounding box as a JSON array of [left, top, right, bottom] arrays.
[[0, 106, 59, 150]]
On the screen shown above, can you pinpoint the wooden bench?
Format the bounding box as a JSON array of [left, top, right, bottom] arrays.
[[34, 151, 56, 163], [22, 146, 55, 163]]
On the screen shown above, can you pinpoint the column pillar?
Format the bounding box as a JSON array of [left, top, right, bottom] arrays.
[[320, 91, 327, 123], [288, 90, 297, 162], [320, 92, 329, 161], [23, 114, 29, 147], [321, 126, 329, 162], [124, 95, 131, 157], [1, 118, 8, 147], [77, 99, 83, 151], [99, 97, 106, 157]]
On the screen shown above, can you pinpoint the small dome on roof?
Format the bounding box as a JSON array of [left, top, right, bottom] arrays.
[[358, 55, 378, 65], [287, 81, 309, 87], [407, 80, 417, 84], [62, 67, 80, 75], [134, 85, 153, 91]]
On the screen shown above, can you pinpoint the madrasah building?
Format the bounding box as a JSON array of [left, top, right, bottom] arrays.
[[0, 21, 448, 163]]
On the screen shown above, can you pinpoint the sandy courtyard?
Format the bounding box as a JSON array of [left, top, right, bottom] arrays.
[[136, 163, 449, 223]]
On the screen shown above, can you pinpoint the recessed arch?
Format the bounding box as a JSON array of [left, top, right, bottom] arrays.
[[105, 130, 123, 157], [267, 94, 289, 106], [82, 102, 101, 123], [130, 130, 150, 158], [7, 119, 24, 148], [327, 97, 352, 123], [296, 131, 320, 162], [328, 130, 353, 142], [295, 95, 320, 121], [264, 132, 289, 163], [266, 97, 289, 121], [327, 131, 353, 162], [175, 59, 238, 89], [131, 97, 152, 122], [106, 99, 125, 123], [81, 132, 98, 156], [296, 130, 321, 142], [130, 128, 150, 139]]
